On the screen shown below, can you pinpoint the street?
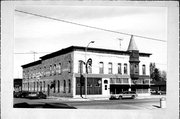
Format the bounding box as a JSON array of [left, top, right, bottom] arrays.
[[13, 97, 163, 110]]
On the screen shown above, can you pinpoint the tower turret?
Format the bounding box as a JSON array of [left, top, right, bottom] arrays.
[[127, 35, 140, 80]]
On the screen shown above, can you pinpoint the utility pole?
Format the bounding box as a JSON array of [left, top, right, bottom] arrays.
[[31, 51, 37, 61], [85, 41, 95, 98], [79, 60, 85, 98]]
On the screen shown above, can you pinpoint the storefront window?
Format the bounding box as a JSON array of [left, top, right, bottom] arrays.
[[58, 80, 60, 93], [53, 80, 56, 93], [63, 80, 66, 93], [68, 79, 71, 93]]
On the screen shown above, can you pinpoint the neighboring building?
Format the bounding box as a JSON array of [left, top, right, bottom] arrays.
[[150, 81, 166, 92], [14, 78, 22, 92], [22, 36, 152, 98]]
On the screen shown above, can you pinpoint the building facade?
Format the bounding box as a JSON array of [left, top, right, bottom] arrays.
[[22, 37, 152, 98]]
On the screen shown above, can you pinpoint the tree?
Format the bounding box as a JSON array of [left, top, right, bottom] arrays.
[[160, 70, 167, 81], [150, 62, 156, 79], [150, 63, 167, 82], [153, 68, 161, 82]]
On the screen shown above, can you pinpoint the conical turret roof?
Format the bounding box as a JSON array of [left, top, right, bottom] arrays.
[[127, 35, 138, 51]]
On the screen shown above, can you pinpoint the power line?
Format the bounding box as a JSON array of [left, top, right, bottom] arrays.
[[15, 9, 166, 43], [14, 52, 51, 54], [14, 51, 51, 61]]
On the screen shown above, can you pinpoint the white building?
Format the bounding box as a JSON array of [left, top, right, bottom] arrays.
[[22, 36, 151, 98]]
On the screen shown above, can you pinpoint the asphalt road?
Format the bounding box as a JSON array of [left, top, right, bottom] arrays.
[[13, 97, 161, 110]]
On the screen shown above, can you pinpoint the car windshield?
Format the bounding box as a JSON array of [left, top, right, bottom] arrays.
[[122, 91, 136, 94], [30, 92, 37, 94]]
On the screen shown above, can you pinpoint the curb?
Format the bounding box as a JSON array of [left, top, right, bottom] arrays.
[[47, 95, 166, 101]]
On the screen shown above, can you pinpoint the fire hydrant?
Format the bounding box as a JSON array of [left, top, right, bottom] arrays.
[[160, 97, 166, 108]]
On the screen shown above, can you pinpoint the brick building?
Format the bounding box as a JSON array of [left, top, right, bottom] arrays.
[[22, 36, 151, 98]]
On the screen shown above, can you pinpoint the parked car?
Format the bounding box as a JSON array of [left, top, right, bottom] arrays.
[[26, 92, 47, 99], [151, 90, 166, 95], [109, 91, 137, 100], [14, 91, 29, 98], [156, 90, 166, 95], [150, 89, 156, 94], [14, 91, 21, 98]]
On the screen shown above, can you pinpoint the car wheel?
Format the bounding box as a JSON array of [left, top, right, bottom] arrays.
[[119, 96, 122, 100], [132, 95, 135, 99]]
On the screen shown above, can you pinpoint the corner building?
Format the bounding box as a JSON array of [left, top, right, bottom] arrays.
[[22, 37, 152, 98]]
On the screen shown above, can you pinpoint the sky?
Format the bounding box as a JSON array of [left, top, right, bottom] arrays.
[[14, 5, 167, 78]]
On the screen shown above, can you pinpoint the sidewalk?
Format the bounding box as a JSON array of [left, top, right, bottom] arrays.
[[47, 95, 166, 101], [136, 94, 166, 99]]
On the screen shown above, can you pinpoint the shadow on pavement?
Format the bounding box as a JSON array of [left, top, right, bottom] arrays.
[[13, 102, 76, 109], [152, 105, 160, 108]]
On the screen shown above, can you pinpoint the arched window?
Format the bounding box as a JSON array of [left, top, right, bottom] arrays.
[[108, 62, 113, 74], [59, 63, 62, 74], [68, 61, 71, 73], [99, 62, 104, 74], [68, 79, 71, 93], [124, 63, 128, 74], [54, 64, 56, 75], [78, 60, 83, 74], [50, 65, 52, 76], [63, 80, 66, 93], [142, 65, 146, 75], [118, 63, 122, 74]]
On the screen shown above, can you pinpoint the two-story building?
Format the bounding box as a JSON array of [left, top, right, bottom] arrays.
[[22, 36, 151, 98]]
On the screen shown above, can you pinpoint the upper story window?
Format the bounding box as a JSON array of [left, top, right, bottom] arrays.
[[142, 64, 146, 75], [87, 65, 92, 74], [124, 63, 128, 74], [78, 60, 83, 74], [53, 64, 56, 75], [34, 69, 36, 78], [39, 67, 42, 77], [99, 62, 104, 74], [108, 62, 113, 74], [49, 65, 52, 76], [58, 63, 62, 74], [44, 66, 46, 77], [68, 61, 71, 73], [118, 63, 122, 74]]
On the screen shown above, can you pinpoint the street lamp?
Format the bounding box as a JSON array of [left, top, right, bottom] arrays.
[[85, 41, 95, 98]]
